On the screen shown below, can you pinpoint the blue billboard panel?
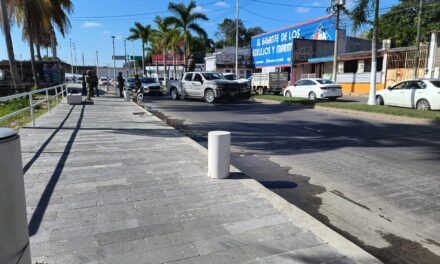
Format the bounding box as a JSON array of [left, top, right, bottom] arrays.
[[251, 15, 336, 68]]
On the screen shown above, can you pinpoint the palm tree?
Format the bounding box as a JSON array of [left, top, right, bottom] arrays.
[[152, 16, 172, 84], [165, 1, 208, 69], [128, 22, 152, 76], [168, 28, 182, 80], [352, 0, 379, 105], [0, 0, 20, 89]]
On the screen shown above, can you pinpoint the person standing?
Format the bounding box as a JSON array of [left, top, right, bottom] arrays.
[[85, 70, 97, 101], [117, 72, 125, 97], [81, 73, 87, 96], [94, 73, 99, 97]]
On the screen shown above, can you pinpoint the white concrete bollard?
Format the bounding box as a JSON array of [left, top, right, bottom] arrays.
[[0, 128, 31, 264], [208, 131, 231, 179], [124, 89, 130, 102]]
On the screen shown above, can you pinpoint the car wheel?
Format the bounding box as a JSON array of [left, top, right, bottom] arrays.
[[328, 97, 337, 101], [285, 91, 292, 97], [416, 99, 430, 111], [308, 92, 316, 101], [204, 89, 215, 103], [376, 95, 384, 105], [170, 88, 179, 100]]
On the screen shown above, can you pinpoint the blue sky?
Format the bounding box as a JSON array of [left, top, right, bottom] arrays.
[[0, 0, 398, 67]]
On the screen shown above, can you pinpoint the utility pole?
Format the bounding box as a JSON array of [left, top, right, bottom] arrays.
[[413, 0, 423, 79], [82, 52, 85, 69], [96, 51, 99, 77], [124, 38, 128, 68], [69, 38, 73, 75], [331, 0, 343, 82], [235, 0, 239, 76], [73, 43, 77, 75], [132, 40, 137, 75], [111, 36, 116, 79]]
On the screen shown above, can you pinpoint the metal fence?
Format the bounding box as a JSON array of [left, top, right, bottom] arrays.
[[0, 84, 67, 127]]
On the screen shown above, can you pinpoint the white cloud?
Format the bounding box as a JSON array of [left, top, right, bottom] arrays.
[[295, 7, 310, 13], [82, 21, 101, 28], [194, 6, 209, 13], [215, 1, 228, 7]]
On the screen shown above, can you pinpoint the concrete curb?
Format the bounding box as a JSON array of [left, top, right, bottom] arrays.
[[131, 101, 382, 264], [253, 98, 438, 126]]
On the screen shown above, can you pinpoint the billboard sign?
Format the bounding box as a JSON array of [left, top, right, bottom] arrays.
[[251, 15, 336, 68], [292, 39, 334, 64]]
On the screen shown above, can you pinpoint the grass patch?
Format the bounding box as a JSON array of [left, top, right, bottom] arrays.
[[253, 95, 440, 122], [0, 94, 63, 129]]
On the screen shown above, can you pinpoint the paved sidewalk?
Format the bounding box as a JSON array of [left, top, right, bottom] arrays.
[[20, 95, 373, 263]]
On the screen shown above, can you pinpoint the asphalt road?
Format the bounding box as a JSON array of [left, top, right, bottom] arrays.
[[141, 95, 440, 264]]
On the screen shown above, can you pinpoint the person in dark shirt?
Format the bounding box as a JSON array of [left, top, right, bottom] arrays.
[[117, 72, 125, 97]]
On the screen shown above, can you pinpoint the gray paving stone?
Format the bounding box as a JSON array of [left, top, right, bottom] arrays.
[[19, 95, 364, 263]]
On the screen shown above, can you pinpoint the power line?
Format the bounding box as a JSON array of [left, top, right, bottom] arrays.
[[251, 0, 328, 9], [70, 1, 223, 20]]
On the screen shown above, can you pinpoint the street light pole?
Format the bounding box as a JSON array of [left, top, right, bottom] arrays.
[[331, 0, 343, 82], [69, 38, 74, 75], [73, 43, 78, 75], [96, 51, 99, 77], [413, 0, 423, 79], [132, 40, 137, 75], [111, 36, 116, 79], [235, 0, 239, 76]]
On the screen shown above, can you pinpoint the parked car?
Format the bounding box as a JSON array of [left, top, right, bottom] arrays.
[[376, 79, 440, 110], [141, 77, 162, 95], [251, 72, 288, 95], [284, 78, 343, 101], [99, 77, 109, 86], [167, 72, 249, 103], [76, 77, 83, 84], [125, 78, 135, 90]]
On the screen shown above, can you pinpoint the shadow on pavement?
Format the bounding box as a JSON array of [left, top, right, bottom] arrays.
[[28, 104, 85, 236]]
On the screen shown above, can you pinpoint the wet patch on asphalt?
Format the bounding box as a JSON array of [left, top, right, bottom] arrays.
[[144, 103, 440, 264]]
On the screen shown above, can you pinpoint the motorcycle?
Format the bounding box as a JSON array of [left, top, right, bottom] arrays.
[[130, 85, 148, 103]]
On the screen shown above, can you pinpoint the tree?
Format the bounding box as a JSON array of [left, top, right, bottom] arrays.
[[372, 0, 440, 47], [214, 18, 264, 47], [168, 28, 182, 79], [351, 0, 380, 105], [165, 1, 208, 68], [0, 0, 20, 89], [152, 16, 171, 83], [128, 22, 152, 76]]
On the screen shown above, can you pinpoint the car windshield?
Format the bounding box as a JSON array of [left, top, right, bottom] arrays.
[[141, 78, 156, 83], [127, 78, 134, 82], [202, 73, 223, 80], [224, 74, 238, 80], [100, 78, 107, 81], [315, 79, 334, 84], [430, 81, 440, 88]]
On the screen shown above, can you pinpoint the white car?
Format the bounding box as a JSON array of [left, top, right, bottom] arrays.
[[376, 79, 440, 110], [284, 78, 343, 101], [99, 77, 109, 86]]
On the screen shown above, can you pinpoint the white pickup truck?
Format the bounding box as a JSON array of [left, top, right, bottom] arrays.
[[167, 72, 251, 103]]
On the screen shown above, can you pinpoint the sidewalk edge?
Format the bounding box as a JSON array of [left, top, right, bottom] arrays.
[[132, 102, 382, 264]]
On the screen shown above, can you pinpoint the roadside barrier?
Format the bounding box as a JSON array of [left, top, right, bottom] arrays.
[[0, 84, 67, 127]]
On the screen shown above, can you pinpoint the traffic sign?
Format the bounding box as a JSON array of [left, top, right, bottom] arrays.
[[129, 56, 142, 61], [112, 55, 126, 60]]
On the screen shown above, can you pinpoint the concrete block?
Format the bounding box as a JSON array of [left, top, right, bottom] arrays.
[[66, 93, 82, 105]]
